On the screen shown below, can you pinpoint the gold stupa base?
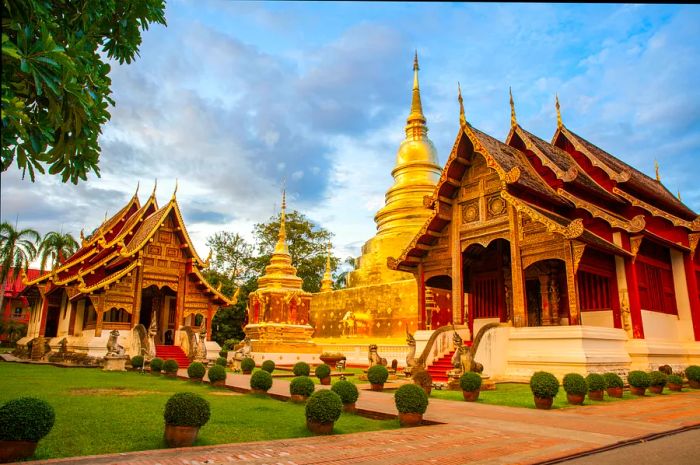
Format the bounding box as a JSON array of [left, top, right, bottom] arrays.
[[245, 323, 320, 354]]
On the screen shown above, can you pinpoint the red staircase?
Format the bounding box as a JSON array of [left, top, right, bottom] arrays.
[[155, 345, 190, 368], [426, 350, 455, 382]]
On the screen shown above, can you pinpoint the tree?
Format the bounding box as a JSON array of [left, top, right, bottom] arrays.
[[251, 210, 339, 293], [1, 0, 167, 184], [333, 256, 357, 289], [38, 230, 79, 272], [0, 221, 40, 311]]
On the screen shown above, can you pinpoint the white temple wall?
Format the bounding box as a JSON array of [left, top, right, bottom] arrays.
[[56, 293, 70, 337], [580, 310, 615, 328], [670, 249, 695, 341]]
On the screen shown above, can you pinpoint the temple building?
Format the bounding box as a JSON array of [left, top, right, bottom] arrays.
[[387, 89, 700, 378], [17, 185, 233, 364]]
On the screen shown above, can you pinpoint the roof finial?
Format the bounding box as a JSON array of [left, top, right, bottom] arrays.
[[406, 50, 426, 137], [556, 94, 563, 129], [171, 179, 178, 200], [135, 181, 140, 198], [654, 160, 660, 182], [151, 179, 158, 197], [677, 189, 682, 201], [509, 87, 517, 127], [457, 82, 466, 127]]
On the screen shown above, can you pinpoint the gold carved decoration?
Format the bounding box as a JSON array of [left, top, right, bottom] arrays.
[[613, 187, 696, 230], [503, 167, 521, 184], [501, 190, 583, 239], [487, 195, 507, 217], [572, 242, 586, 274], [461, 201, 479, 223], [689, 233, 699, 257], [556, 188, 645, 233], [630, 235, 643, 263], [562, 127, 630, 182]]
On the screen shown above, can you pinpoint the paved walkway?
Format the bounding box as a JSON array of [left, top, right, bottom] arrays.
[[26, 371, 700, 465]]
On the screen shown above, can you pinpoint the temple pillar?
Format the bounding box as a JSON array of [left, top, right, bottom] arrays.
[[508, 204, 527, 326], [683, 252, 700, 341], [175, 270, 186, 332], [131, 265, 143, 328], [67, 300, 77, 336], [37, 295, 49, 337], [564, 243, 580, 326], [669, 249, 697, 341], [539, 275, 552, 325], [624, 257, 645, 339], [93, 295, 105, 337], [450, 203, 462, 330], [206, 304, 213, 340], [417, 264, 426, 330]]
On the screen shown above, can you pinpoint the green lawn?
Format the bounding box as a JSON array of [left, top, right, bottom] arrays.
[[270, 367, 368, 385], [0, 363, 398, 460], [429, 382, 679, 409]]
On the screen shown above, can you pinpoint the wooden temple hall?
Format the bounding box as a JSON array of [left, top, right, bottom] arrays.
[[17, 184, 233, 362], [389, 91, 700, 372]]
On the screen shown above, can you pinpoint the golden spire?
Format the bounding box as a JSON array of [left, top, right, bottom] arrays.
[[80, 228, 85, 243], [678, 189, 682, 201], [273, 189, 289, 254], [556, 94, 563, 129], [151, 179, 158, 198], [655, 160, 660, 182], [509, 87, 517, 127], [134, 181, 140, 199], [171, 179, 178, 200], [321, 241, 333, 292], [405, 50, 427, 139], [203, 250, 212, 268], [457, 82, 466, 127]]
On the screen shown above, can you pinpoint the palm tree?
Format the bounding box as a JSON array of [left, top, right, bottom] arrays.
[[0, 221, 40, 311], [38, 231, 79, 273]]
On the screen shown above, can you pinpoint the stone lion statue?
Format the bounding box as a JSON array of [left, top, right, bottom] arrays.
[[231, 337, 252, 370], [106, 330, 125, 356], [368, 344, 387, 367]]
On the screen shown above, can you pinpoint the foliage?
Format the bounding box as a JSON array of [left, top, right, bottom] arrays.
[[215, 357, 227, 367], [219, 349, 228, 358], [261, 360, 275, 373], [163, 393, 210, 427], [209, 303, 247, 346], [603, 372, 623, 389], [0, 222, 40, 311], [562, 373, 587, 396], [305, 390, 343, 423], [627, 370, 651, 388], [149, 357, 163, 373], [585, 373, 606, 392], [412, 370, 433, 389], [649, 370, 667, 387], [367, 365, 389, 385], [207, 364, 226, 383], [250, 370, 273, 392], [240, 357, 255, 372], [459, 372, 482, 392], [667, 374, 683, 386], [1, 0, 167, 183], [529, 371, 559, 399], [223, 339, 241, 350], [38, 231, 78, 272], [290, 376, 315, 397], [0, 320, 27, 344], [685, 365, 700, 382], [0, 397, 55, 441], [162, 359, 178, 374], [314, 363, 331, 379], [293, 361, 310, 377], [331, 380, 359, 404], [394, 384, 428, 414], [187, 362, 206, 379], [130, 355, 144, 369]]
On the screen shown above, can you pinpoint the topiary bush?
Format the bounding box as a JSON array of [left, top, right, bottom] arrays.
[[215, 357, 228, 367], [207, 364, 226, 383], [187, 362, 206, 379], [250, 370, 273, 392], [367, 365, 389, 385], [649, 370, 667, 387], [412, 370, 433, 389], [315, 363, 331, 379], [240, 357, 255, 373], [668, 374, 683, 386], [603, 372, 624, 389], [0, 397, 55, 441], [305, 390, 343, 423], [459, 372, 482, 392], [293, 361, 311, 376], [290, 376, 315, 397], [586, 373, 606, 392], [394, 383, 429, 414], [163, 392, 210, 427], [530, 371, 559, 398], [150, 357, 164, 373], [130, 355, 144, 369], [163, 359, 179, 374], [562, 373, 587, 396], [628, 370, 651, 388], [219, 349, 228, 358], [685, 365, 700, 382], [331, 380, 359, 404], [261, 360, 276, 373]]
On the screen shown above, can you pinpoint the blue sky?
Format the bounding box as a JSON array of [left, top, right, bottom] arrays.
[[2, 1, 699, 262]]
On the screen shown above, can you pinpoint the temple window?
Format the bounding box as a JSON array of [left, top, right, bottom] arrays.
[[103, 308, 131, 323], [636, 241, 677, 315], [578, 271, 611, 311], [472, 274, 500, 318]]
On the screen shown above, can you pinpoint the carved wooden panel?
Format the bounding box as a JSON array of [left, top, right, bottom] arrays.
[[143, 257, 155, 266], [487, 195, 507, 218], [148, 245, 162, 256], [159, 231, 172, 244], [166, 247, 179, 258], [157, 259, 168, 268], [461, 200, 479, 224]]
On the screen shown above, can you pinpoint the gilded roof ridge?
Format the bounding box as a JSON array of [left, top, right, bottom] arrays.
[[190, 266, 234, 305], [78, 260, 139, 294]]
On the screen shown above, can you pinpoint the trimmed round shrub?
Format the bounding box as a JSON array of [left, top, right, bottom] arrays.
[[163, 392, 210, 427], [305, 390, 343, 423], [163, 359, 179, 374], [250, 370, 273, 392], [219, 349, 229, 358], [685, 365, 700, 382], [290, 376, 316, 397], [207, 364, 227, 383], [603, 372, 624, 389], [187, 362, 206, 379], [394, 384, 429, 414], [649, 370, 667, 387], [261, 360, 276, 373], [668, 374, 683, 385], [412, 370, 433, 389], [586, 373, 606, 392], [293, 361, 311, 376], [150, 357, 164, 373], [240, 357, 255, 372], [459, 372, 482, 392], [216, 357, 228, 367], [130, 355, 144, 368], [331, 380, 359, 404], [562, 373, 587, 395], [0, 397, 55, 441], [315, 363, 331, 379], [530, 371, 559, 398], [367, 365, 389, 385], [628, 370, 651, 388], [658, 364, 673, 375]]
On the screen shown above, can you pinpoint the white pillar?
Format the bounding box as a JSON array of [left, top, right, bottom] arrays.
[[670, 249, 693, 341]]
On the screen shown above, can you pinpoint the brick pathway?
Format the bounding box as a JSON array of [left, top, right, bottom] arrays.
[[25, 371, 700, 465]]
